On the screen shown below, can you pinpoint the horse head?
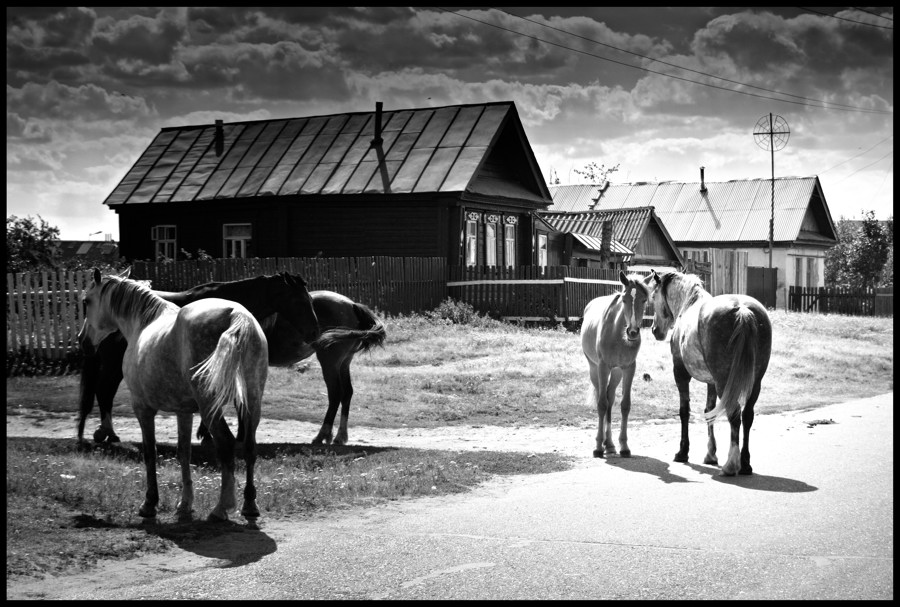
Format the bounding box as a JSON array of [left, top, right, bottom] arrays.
[[649, 269, 676, 340], [271, 272, 320, 343], [619, 271, 653, 342], [81, 268, 119, 350]]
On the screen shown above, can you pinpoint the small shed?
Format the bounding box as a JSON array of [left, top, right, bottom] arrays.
[[103, 101, 553, 268], [536, 207, 684, 269]]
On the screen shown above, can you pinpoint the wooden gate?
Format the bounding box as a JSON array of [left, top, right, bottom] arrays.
[[747, 266, 777, 309]]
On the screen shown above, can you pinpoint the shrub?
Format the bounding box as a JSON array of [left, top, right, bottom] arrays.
[[425, 298, 500, 328]]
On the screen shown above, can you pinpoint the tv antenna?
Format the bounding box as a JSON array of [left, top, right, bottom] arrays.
[[753, 113, 790, 269]]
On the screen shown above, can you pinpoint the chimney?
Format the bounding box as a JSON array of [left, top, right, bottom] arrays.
[[600, 219, 612, 264], [215, 119, 224, 156], [700, 166, 707, 193], [371, 101, 383, 146]]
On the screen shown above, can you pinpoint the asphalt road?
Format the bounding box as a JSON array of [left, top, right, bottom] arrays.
[[9, 393, 893, 600]]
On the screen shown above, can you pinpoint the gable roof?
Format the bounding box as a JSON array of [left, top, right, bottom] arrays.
[[52, 240, 119, 262], [104, 101, 552, 208], [540, 207, 683, 264], [548, 176, 838, 245]]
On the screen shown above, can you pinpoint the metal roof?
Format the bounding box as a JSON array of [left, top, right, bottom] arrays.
[[105, 101, 551, 206], [548, 176, 837, 244], [571, 233, 633, 256]]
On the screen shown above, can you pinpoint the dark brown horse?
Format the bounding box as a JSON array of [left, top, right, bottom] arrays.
[[648, 269, 772, 476], [78, 273, 385, 446]]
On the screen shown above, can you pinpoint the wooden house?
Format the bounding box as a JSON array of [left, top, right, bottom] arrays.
[[536, 207, 684, 269], [548, 170, 839, 308], [103, 101, 553, 269]]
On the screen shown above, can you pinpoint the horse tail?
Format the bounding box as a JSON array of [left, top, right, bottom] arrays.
[[704, 306, 758, 423], [314, 303, 386, 353], [191, 312, 252, 427], [585, 380, 600, 410]]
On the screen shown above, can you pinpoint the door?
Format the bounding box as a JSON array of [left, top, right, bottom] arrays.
[[747, 266, 777, 309]]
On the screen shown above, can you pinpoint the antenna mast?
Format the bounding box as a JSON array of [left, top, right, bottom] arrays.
[[753, 113, 790, 269]]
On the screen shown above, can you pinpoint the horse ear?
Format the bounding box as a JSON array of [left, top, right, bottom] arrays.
[[650, 269, 661, 284], [92, 268, 102, 285], [619, 270, 629, 287]]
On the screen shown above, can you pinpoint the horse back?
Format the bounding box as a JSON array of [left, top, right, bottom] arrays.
[[699, 294, 772, 383], [581, 293, 638, 367]]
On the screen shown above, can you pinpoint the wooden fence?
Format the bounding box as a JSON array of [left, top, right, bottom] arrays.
[[448, 265, 653, 322], [7, 269, 92, 360], [7, 257, 447, 359], [788, 286, 893, 316], [131, 256, 447, 317]]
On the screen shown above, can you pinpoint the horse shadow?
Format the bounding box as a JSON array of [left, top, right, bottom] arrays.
[[135, 517, 277, 568], [602, 454, 697, 484], [682, 461, 818, 493]]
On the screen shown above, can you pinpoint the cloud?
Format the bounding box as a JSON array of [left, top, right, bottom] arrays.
[[7, 81, 154, 121]]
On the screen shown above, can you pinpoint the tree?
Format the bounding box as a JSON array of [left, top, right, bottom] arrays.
[[6, 215, 60, 274], [825, 210, 891, 289], [573, 161, 620, 184]]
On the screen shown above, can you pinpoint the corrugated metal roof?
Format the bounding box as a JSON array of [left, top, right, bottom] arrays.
[[547, 176, 836, 244], [541, 207, 653, 251], [105, 101, 551, 206], [571, 233, 633, 255]]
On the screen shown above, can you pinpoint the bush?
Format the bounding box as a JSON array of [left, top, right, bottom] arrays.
[[425, 298, 500, 328]]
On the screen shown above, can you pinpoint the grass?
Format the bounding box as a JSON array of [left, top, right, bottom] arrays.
[[5, 307, 893, 584]]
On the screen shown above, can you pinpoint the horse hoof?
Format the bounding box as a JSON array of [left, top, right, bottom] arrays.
[[620, 450, 631, 458], [93, 427, 109, 443], [719, 468, 737, 477], [244, 517, 261, 530], [207, 511, 229, 522], [108, 434, 121, 444], [739, 467, 753, 476], [138, 505, 157, 518], [674, 453, 688, 463], [592, 449, 605, 458]]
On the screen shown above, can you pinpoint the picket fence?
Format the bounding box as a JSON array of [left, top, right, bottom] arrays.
[[788, 285, 893, 317]]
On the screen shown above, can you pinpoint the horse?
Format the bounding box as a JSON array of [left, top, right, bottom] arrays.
[[199, 290, 387, 446], [77, 270, 321, 444], [581, 271, 654, 458], [81, 268, 269, 523], [648, 269, 772, 476]]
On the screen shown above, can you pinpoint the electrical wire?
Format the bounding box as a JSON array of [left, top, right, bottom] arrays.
[[820, 135, 894, 174], [437, 8, 892, 115], [798, 7, 893, 29]]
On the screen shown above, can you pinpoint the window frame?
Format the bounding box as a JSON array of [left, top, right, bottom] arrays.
[[503, 219, 517, 268], [151, 225, 177, 261], [223, 223, 253, 259]]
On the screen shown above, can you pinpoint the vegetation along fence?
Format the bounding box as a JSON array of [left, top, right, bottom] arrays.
[[788, 286, 893, 317]]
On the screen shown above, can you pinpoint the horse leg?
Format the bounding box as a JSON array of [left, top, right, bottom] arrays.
[[703, 383, 719, 466], [603, 367, 622, 454], [175, 412, 194, 521], [133, 404, 159, 519], [720, 409, 742, 476], [312, 350, 342, 445], [205, 415, 237, 521], [77, 351, 100, 443], [240, 394, 262, 525], [739, 381, 762, 475], [592, 362, 612, 458], [618, 362, 636, 457], [333, 357, 354, 446], [673, 361, 692, 463], [94, 358, 123, 443]]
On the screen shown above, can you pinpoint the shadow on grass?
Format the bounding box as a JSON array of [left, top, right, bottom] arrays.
[[138, 517, 278, 568]]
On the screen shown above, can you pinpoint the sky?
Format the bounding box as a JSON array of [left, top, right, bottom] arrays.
[[6, 7, 894, 241]]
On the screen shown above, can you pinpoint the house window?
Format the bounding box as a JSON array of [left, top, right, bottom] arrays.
[[504, 216, 518, 267], [151, 225, 176, 261], [485, 221, 497, 266], [223, 223, 252, 259], [465, 216, 478, 267], [806, 257, 817, 288], [537, 233, 548, 268], [795, 257, 804, 288]]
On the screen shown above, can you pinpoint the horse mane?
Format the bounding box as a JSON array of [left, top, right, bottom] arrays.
[[101, 275, 171, 328], [662, 271, 706, 314]]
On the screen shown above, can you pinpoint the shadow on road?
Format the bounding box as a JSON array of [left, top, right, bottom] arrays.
[[140, 518, 278, 568], [683, 462, 818, 493], [603, 454, 697, 484]]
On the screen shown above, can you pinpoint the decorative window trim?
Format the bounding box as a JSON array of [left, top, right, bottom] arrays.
[[504, 215, 518, 225], [466, 211, 482, 222], [485, 214, 500, 224]]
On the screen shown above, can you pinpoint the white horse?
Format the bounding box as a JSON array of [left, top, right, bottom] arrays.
[[581, 271, 654, 458]]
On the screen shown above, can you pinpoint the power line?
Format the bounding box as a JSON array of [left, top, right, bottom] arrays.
[[851, 7, 893, 21], [834, 149, 894, 183], [797, 7, 893, 29], [820, 135, 894, 174], [437, 8, 892, 114], [497, 8, 871, 113]]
